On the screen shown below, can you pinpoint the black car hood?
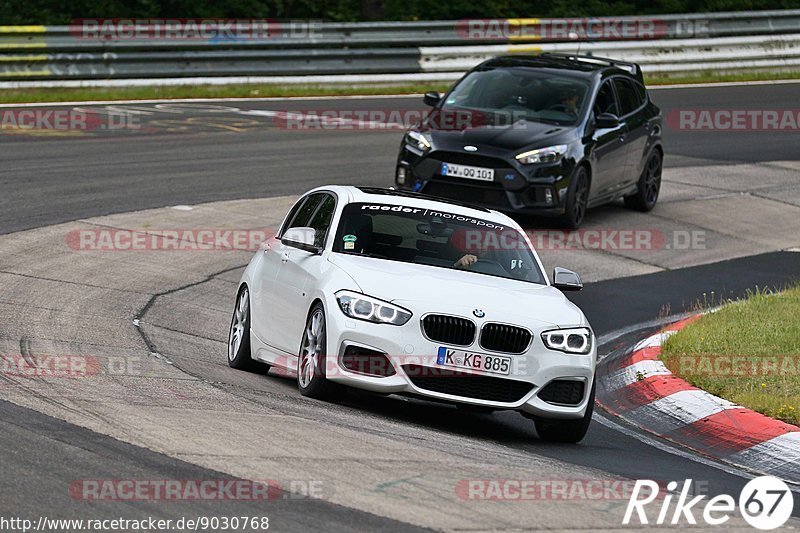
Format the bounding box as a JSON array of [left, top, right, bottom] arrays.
[[420, 115, 572, 152]]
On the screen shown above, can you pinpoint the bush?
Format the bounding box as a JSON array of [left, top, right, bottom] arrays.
[[2, 0, 800, 25]]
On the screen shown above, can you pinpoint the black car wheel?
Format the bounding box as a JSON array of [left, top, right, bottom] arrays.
[[533, 381, 595, 444], [559, 166, 589, 229], [625, 150, 662, 212]]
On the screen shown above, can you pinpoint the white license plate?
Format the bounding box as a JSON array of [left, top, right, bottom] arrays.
[[436, 347, 511, 375], [441, 162, 494, 182]]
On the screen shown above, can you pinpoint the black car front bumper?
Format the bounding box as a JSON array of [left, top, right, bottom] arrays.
[[396, 147, 576, 216]]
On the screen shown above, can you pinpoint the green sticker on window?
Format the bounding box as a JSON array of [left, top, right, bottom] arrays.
[[343, 234, 357, 242]]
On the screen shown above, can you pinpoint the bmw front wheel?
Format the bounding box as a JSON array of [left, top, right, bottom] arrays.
[[297, 303, 344, 401]]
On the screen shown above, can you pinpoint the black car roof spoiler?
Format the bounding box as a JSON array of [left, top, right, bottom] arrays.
[[538, 52, 644, 83]]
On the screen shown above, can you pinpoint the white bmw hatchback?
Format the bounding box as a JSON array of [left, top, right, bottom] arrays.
[[228, 186, 597, 442]]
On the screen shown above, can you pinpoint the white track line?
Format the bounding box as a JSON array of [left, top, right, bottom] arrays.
[[1, 78, 799, 108]]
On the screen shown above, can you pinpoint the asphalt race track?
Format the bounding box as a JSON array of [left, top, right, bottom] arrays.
[[1, 81, 800, 531]]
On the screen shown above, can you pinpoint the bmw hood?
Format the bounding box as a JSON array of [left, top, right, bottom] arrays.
[[328, 254, 585, 329]]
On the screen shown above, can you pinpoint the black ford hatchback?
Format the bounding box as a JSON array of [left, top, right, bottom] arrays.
[[395, 53, 663, 228]]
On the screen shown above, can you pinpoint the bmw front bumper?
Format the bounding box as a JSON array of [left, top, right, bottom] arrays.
[[323, 295, 596, 420]]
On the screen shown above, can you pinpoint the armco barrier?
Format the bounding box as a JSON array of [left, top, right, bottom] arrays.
[[1, 10, 799, 85]]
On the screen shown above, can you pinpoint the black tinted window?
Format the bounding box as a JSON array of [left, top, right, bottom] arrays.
[[632, 81, 647, 104], [441, 67, 590, 126], [308, 194, 336, 247], [594, 81, 618, 116], [282, 194, 323, 236], [614, 78, 644, 116]]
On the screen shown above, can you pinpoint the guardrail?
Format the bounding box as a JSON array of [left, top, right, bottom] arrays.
[[1, 10, 799, 86]]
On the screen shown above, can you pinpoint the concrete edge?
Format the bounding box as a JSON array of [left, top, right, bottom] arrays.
[[596, 315, 800, 484]]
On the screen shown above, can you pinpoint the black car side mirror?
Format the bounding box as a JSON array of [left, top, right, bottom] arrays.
[[595, 112, 620, 128], [552, 267, 583, 291], [423, 91, 441, 107]]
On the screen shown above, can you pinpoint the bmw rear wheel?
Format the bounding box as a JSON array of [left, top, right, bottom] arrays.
[[227, 286, 269, 372]]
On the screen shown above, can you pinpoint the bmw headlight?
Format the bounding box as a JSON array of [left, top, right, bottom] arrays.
[[515, 144, 568, 165], [405, 130, 431, 152], [336, 291, 412, 326], [541, 327, 592, 354]]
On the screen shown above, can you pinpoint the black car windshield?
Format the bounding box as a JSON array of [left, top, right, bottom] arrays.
[[332, 202, 545, 285], [440, 67, 589, 126]]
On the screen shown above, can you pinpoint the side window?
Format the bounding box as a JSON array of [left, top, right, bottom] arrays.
[[632, 81, 648, 104], [280, 193, 323, 237], [613, 78, 644, 116], [594, 81, 618, 117], [307, 194, 337, 248]]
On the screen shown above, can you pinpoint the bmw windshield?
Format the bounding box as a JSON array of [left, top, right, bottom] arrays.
[[332, 202, 545, 285], [440, 67, 590, 126]]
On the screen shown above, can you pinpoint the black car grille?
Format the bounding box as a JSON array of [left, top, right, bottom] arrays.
[[422, 314, 476, 346], [480, 323, 532, 354], [428, 150, 510, 169], [423, 182, 510, 208], [537, 380, 585, 406], [403, 365, 533, 403]]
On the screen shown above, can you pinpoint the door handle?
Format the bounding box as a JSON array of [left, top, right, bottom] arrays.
[[281, 251, 290, 263], [619, 135, 626, 142]]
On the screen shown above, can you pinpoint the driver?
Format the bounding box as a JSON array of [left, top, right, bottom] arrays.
[[559, 87, 580, 115], [454, 252, 480, 268]]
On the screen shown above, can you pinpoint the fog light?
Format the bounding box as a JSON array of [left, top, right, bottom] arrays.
[[544, 188, 553, 205], [341, 345, 396, 377], [396, 166, 407, 186]]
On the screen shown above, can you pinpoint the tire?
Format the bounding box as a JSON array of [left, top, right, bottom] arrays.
[[227, 286, 269, 373], [624, 150, 662, 212], [297, 303, 345, 401], [533, 381, 595, 444], [559, 166, 590, 229]]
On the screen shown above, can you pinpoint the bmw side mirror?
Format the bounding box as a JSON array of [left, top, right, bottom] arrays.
[[595, 113, 620, 129], [552, 267, 583, 291], [423, 91, 441, 107], [281, 227, 321, 254]]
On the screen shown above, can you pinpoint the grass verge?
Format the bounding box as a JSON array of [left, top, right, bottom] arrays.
[[661, 286, 800, 426], [1, 71, 799, 104]]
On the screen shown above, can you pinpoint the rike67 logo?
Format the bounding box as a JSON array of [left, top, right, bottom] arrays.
[[623, 477, 794, 530]]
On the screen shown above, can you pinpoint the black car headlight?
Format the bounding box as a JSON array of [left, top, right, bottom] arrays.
[[541, 327, 592, 354], [336, 290, 412, 326], [515, 144, 568, 165], [404, 130, 431, 153]]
